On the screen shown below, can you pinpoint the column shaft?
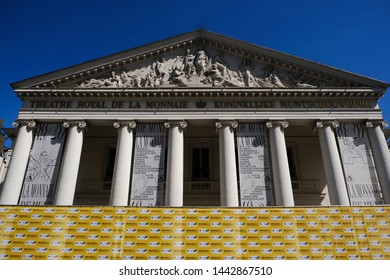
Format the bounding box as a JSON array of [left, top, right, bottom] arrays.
[[267, 121, 294, 206], [317, 121, 350, 205], [0, 121, 35, 205], [366, 121, 390, 203], [54, 121, 85, 205], [110, 122, 136, 206], [165, 121, 186, 207], [217, 121, 239, 207]]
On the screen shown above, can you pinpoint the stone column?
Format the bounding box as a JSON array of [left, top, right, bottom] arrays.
[[266, 120, 294, 206], [366, 120, 390, 203], [0, 120, 36, 205], [316, 120, 350, 205], [216, 120, 239, 207], [53, 120, 86, 206], [164, 120, 187, 207], [110, 121, 136, 206]]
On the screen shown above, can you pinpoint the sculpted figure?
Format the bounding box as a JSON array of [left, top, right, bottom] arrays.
[[184, 49, 196, 78], [238, 59, 257, 87], [79, 70, 142, 88], [172, 56, 185, 72], [152, 58, 168, 85], [78, 71, 121, 88], [170, 67, 187, 86], [296, 81, 317, 88], [213, 52, 231, 80], [144, 70, 156, 87], [170, 56, 187, 86], [79, 78, 106, 88], [195, 49, 209, 76], [256, 77, 274, 88], [205, 64, 224, 86], [242, 69, 257, 87], [263, 67, 285, 88], [155, 58, 167, 77], [119, 71, 133, 87], [205, 64, 237, 87], [101, 71, 118, 87], [289, 74, 317, 88], [132, 75, 142, 87]]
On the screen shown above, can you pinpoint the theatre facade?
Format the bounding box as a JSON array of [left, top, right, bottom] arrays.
[[1, 30, 390, 260]]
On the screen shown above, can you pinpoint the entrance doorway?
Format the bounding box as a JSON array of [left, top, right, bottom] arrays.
[[183, 125, 220, 206]]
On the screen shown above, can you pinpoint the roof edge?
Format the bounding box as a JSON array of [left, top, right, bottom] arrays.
[[11, 29, 389, 90]]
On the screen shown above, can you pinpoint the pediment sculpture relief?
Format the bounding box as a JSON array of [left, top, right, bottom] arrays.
[[78, 48, 326, 89]]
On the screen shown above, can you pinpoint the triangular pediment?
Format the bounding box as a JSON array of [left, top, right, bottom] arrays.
[[12, 30, 389, 90]]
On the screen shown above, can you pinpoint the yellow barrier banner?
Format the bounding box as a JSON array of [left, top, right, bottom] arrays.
[[0, 206, 389, 260]]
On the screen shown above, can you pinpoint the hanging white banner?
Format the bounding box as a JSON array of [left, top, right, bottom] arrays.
[[130, 123, 166, 206], [237, 123, 273, 207], [19, 123, 67, 205], [336, 123, 383, 205]]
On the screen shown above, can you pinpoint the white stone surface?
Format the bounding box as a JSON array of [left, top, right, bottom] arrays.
[[217, 121, 239, 207], [317, 121, 350, 205], [267, 121, 294, 206], [110, 121, 136, 206], [54, 122, 85, 205], [165, 121, 186, 207], [366, 121, 390, 203], [0, 121, 35, 205]]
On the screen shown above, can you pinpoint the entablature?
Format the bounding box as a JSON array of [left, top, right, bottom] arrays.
[[15, 87, 382, 99], [11, 31, 389, 91]]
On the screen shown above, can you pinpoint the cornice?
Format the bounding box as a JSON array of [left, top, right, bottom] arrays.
[[11, 30, 389, 90], [15, 88, 382, 99]]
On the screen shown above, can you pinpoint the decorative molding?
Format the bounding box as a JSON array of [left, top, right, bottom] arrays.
[[164, 120, 187, 129], [113, 121, 137, 129], [365, 120, 388, 129], [37, 38, 199, 89], [316, 120, 340, 129], [266, 120, 289, 129], [13, 30, 385, 90], [21, 36, 371, 89], [15, 88, 382, 99], [63, 120, 87, 129], [74, 48, 338, 90], [215, 120, 238, 129], [12, 120, 36, 128]]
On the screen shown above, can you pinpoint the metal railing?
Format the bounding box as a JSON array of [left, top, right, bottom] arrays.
[[291, 180, 319, 193], [82, 180, 112, 193], [185, 180, 219, 192]]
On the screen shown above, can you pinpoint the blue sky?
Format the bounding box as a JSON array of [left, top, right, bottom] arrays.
[[1, 0, 389, 138]]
